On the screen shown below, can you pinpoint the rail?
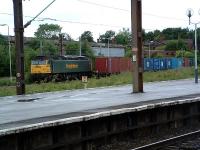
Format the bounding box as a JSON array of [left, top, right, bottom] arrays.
[[132, 130, 200, 150]]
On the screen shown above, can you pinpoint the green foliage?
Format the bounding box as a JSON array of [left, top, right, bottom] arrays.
[[81, 31, 94, 42], [145, 31, 154, 41], [65, 41, 79, 55], [34, 23, 62, 39], [42, 40, 58, 55], [155, 45, 166, 50], [26, 38, 40, 50], [26, 38, 58, 55], [99, 30, 115, 43], [165, 39, 188, 51], [81, 40, 94, 58], [165, 40, 178, 50], [176, 50, 194, 58], [115, 28, 131, 45], [65, 40, 94, 58], [0, 45, 9, 76], [62, 33, 73, 41], [0, 34, 7, 45], [0, 34, 15, 77], [143, 28, 193, 42], [162, 28, 191, 40], [125, 47, 132, 57]]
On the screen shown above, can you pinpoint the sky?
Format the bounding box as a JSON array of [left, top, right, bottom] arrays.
[[0, 0, 200, 41]]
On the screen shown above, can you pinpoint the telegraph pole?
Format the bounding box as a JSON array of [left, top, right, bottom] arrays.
[[13, 0, 25, 95], [131, 0, 143, 93]]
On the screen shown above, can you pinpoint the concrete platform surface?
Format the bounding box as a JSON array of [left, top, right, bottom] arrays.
[[0, 79, 200, 132]]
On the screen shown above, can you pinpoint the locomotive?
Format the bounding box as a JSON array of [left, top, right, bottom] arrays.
[[30, 55, 92, 82]]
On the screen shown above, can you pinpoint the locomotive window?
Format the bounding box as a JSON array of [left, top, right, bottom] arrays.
[[31, 60, 47, 65]]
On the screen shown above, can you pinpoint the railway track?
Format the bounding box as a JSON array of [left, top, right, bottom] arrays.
[[132, 130, 200, 150]]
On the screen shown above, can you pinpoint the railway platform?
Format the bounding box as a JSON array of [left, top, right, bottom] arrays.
[[1, 79, 200, 150], [0, 78, 200, 133]]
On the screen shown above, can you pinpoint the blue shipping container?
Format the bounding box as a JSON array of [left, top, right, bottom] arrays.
[[144, 58, 154, 71], [171, 58, 183, 69], [166, 58, 172, 69], [160, 58, 166, 70], [153, 58, 160, 71]]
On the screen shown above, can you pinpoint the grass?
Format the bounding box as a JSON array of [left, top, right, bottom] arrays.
[[0, 67, 195, 97]]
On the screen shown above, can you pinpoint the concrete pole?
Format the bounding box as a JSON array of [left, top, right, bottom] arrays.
[[79, 37, 82, 56], [7, 25, 12, 82], [148, 42, 150, 58], [195, 23, 198, 83]]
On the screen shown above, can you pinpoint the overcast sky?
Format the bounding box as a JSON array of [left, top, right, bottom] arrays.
[[0, 0, 200, 41]]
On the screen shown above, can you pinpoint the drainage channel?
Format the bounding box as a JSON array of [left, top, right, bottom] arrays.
[[17, 97, 40, 102]]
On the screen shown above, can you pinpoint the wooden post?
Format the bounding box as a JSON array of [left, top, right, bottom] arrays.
[[131, 0, 143, 93], [13, 0, 25, 95]]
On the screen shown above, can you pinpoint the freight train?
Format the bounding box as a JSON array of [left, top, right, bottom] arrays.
[[30, 56, 194, 82]]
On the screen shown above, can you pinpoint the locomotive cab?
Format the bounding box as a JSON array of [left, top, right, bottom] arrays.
[[31, 56, 51, 74]]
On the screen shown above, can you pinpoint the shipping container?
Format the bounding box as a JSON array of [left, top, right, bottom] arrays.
[[183, 58, 190, 67], [171, 58, 182, 69], [119, 57, 131, 72], [144, 58, 154, 71], [153, 58, 160, 71], [166, 58, 172, 69], [95, 57, 108, 74], [95, 57, 121, 75], [110, 57, 120, 73], [160, 58, 166, 70]]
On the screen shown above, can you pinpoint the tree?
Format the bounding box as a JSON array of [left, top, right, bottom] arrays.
[[162, 28, 192, 40], [99, 30, 115, 43], [65, 42, 79, 55], [176, 50, 194, 58], [165, 39, 188, 51], [26, 38, 40, 50], [62, 33, 73, 41], [0, 34, 7, 45], [115, 28, 131, 45], [145, 31, 154, 41], [34, 23, 62, 39], [81, 40, 94, 58], [42, 40, 58, 55], [0, 45, 9, 76], [81, 31, 94, 42]]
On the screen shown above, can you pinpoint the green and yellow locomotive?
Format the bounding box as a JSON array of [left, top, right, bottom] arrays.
[[31, 55, 92, 82]]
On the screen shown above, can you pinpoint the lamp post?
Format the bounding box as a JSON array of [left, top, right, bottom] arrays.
[[79, 36, 82, 56], [186, 9, 199, 83], [0, 24, 12, 81], [148, 41, 153, 58]]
